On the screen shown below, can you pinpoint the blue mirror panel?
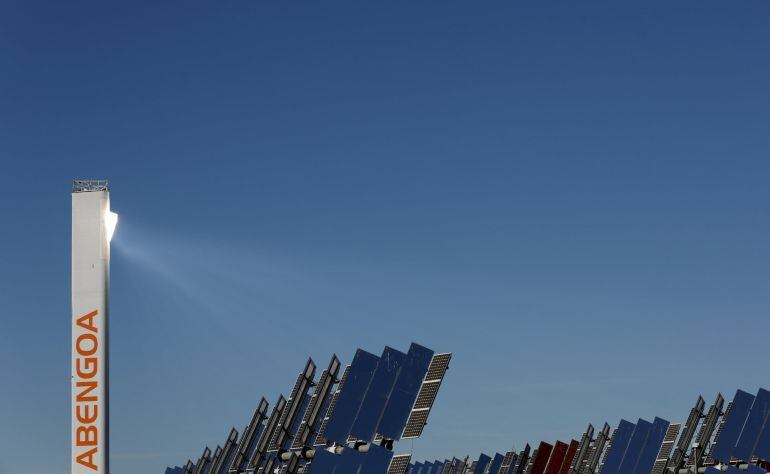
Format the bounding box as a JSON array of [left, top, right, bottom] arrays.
[[752, 394, 770, 460], [349, 346, 407, 442], [733, 389, 770, 461], [600, 419, 636, 474], [359, 444, 394, 473], [711, 390, 755, 463], [489, 453, 504, 474], [306, 448, 338, 474], [323, 349, 380, 444], [377, 343, 434, 440], [618, 418, 652, 473], [632, 417, 669, 474], [473, 454, 491, 474], [335, 447, 364, 473]]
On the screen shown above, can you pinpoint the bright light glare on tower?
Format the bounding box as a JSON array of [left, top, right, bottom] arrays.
[[106, 211, 118, 242]]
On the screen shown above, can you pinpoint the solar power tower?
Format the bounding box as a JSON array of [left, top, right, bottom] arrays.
[[72, 179, 118, 474]]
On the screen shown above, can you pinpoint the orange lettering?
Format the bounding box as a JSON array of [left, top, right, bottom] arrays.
[[76, 333, 97, 356], [76, 381, 98, 402], [76, 447, 98, 470], [73, 309, 100, 471], [77, 425, 97, 446], [77, 310, 98, 333], [76, 357, 98, 378], [76, 404, 98, 424]]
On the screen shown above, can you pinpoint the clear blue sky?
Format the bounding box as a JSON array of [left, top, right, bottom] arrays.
[[2, 1, 770, 473]]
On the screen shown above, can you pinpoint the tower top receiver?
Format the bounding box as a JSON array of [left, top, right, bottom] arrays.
[[73, 179, 109, 192]]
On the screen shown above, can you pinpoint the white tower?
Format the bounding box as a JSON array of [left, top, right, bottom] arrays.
[[71, 179, 117, 474]]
